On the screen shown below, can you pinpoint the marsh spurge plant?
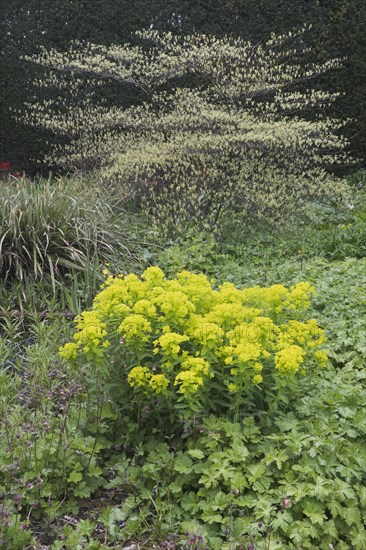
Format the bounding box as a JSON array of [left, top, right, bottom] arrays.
[[23, 28, 350, 229], [60, 267, 327, 425]]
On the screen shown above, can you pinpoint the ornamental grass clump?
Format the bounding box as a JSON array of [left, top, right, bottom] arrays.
[[60, 267, 327, 424], [0, 177, 139, 284]]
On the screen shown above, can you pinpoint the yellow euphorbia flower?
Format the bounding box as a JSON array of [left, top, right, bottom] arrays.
[[128, 366, 151, 387], [149, 374, 169, 393], [275, 345, 305, 374], [60, 266, 325, 404]]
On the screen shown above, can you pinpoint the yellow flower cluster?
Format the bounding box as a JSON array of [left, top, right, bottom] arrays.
[[59, 341, 79, 360], [154, 332, 189, 358], [313, 349, 328, 366], [133, 299, 157, 318], [118, 314, 152, 342], [172, 356, 211, 397], [174, 369, 205, 396], [149, 373, 170, 393], [128, 365, 151, 387], [66, 310, 109, 357], [154, 290, 196, 323], [240, 281, 316, 314], [59, 266, 327, 401], [128, 366, 170, 394], [187, 319, 224, 349], [277, 319, 325, 350], [275, 345, 305, 374]]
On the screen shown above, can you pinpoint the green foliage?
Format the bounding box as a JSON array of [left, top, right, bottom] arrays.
[[346, 168, 366, 191], [293, 258, 366, 370], [0, 200, 156, 330], [104, 367, 366, 548], [155, 185, 366, 278], [0, 175, 154, 321], [0, 260, 102, 323], [24, 29, 350, 230], [0, 320, 113, 549], [51, 519, 106, 550]]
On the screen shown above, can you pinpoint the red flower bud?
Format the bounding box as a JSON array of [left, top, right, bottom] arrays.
[[0, 161, 11, 171]]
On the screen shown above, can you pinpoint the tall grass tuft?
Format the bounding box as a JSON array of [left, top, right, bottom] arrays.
[[0, 176, 141, 284]]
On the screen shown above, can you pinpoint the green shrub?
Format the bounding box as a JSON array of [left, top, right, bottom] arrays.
[[60, 267, 327, 433], [24, 29, 350, 231]]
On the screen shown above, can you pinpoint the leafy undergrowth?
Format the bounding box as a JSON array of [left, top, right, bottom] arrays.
[[104, 366, 366, 549], [0, 348, 365, 549], [1, 180, 366, 549], [0, 252, 365, 549]]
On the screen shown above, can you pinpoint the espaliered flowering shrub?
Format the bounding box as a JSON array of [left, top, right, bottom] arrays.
[[60, 267, 327, 422], [24, 29, 351, 231]]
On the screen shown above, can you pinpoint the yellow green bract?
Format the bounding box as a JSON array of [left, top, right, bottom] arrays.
[[60, 267, 327, 400]]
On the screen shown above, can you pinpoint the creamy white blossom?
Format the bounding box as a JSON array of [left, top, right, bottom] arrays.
[[21, 28, 351, 229]]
